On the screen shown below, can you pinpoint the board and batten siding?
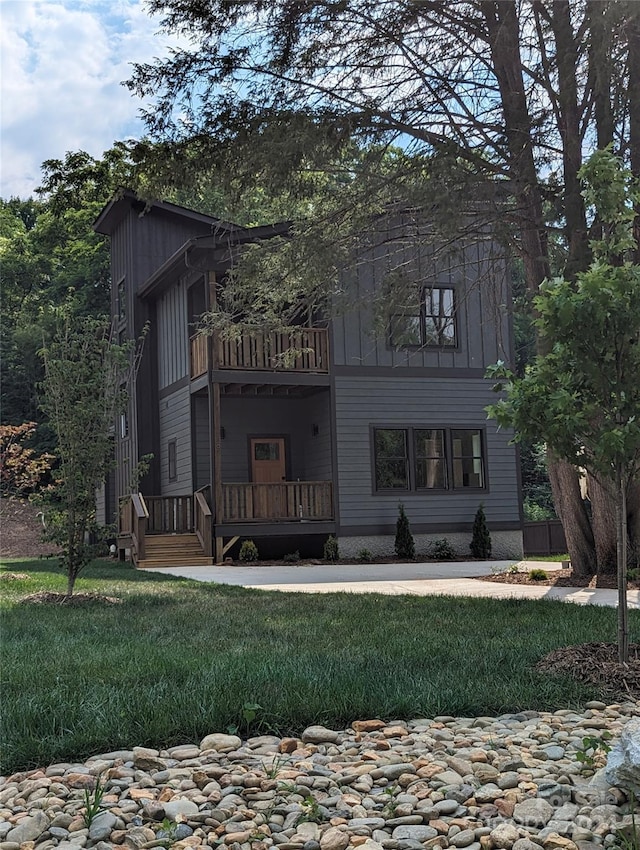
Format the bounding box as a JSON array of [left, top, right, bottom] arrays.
[[334, 376, 520, 530], [157, 279, 189, 389], [331, 224, 511, 371], [159, 384, 192, 495]]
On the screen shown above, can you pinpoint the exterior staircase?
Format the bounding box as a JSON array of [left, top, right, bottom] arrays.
[[137, 533, 215, 569]]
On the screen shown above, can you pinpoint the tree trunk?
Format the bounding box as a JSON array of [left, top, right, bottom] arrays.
[[616, 467, 629, 664], [588, 474, 617, 573], [548, 454, 596, 576]]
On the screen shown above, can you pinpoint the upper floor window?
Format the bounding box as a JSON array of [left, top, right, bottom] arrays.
[[389, 286, 457, 349], [117, 278, 126, 322], [373, 426, 485, 492], [423, 287, 456, 346]]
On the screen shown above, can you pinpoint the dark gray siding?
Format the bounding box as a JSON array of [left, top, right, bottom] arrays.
[[331, 221, 511, 371], [159, 385, 192, 495], [220, 392, 331, 482], [193, 395, 210, 490], [334, 376, 519, 530]]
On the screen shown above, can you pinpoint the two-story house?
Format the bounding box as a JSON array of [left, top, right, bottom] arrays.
[[95, 192, 523, 567]]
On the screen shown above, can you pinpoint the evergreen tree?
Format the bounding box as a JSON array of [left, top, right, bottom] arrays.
[[395, 503, 415, 559], [470, 504, 492, 559]]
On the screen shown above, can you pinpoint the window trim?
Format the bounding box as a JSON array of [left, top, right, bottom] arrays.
[[371, 424, 488, 494], [168, 439, 177, 481], [388, 284, 460, 351]]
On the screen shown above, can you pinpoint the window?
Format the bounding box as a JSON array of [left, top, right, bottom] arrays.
[[117, 278, 126, 322], [374, 429, 409, 489], [389, 286, 458, 349], [373, 427, 485, 492], [423, 287, 457, 346], [168, 440, 177, 481]]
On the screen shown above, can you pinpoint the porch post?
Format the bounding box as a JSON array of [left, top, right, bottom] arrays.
[[208, 271, 225, 563]]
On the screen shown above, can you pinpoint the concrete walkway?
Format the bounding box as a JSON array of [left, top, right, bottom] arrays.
[[142, 559, 640, 609]]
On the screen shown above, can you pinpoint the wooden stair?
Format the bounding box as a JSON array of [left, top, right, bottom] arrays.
[[137, 533, 214, 569]]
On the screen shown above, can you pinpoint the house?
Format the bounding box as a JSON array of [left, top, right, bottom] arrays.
[[94, 192, 523, 566]]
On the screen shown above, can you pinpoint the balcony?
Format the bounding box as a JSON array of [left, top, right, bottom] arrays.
[[222, 481, 333, 522], [190, 327, 329, 379]]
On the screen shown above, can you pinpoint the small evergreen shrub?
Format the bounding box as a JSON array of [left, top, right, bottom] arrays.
[[431, 538, 456, 560], [394, 503, 415, 559], [323, 535, 339, 561], [528, 568, 548, 581], [283, 550, 300, 563], [470, 503, 492, 559], [357, 548, 373, 563], [239, 540, 259, 562]]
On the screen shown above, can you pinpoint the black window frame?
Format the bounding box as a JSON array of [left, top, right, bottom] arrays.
[[372, 425, 487, 494], [388, 285, 459, 350]]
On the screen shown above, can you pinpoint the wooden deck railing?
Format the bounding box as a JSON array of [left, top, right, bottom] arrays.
[[118, 493, 149, 563], [194, 486, 213, 557], [146, 495, 194, 533], [190, 333, 209, 379], [190, 327, 329, 377], [222, 481, 333, 522]]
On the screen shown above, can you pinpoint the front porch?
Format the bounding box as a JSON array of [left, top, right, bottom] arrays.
[[118, 483, 334, 566]]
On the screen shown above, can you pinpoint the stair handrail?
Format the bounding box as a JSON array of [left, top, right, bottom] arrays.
[[194, 486, 213, 558], [130, 492, 148, 564]]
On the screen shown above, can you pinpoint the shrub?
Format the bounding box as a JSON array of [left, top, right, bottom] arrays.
[[239, 540, 259, 562], [394, 503, 415, 559], [323, 535, 339, 561], [431, 538, 456, 560], [357, 548, 373, 563], [283, 550, 300, 563], [528, 568, 548, 581], [470, 503, 492, 559]]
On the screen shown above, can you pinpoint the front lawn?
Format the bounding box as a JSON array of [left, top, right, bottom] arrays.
[[1, 557, 636, 774]]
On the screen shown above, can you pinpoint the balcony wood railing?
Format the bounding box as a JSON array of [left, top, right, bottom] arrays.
[[190, 328, 329, 378], [222, 481, 333, 522], [190, 333, 209, 379]]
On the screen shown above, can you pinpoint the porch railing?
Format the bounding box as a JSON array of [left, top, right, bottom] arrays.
[[222, 481, 333, 522], [190, 327, 329, 377], [118, 493, 148, 563], [146, 495, 194, 533], [194, 486, 213, 557]]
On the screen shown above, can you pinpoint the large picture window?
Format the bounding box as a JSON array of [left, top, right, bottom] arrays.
[[373, 426, 485, 492], [389, 286, 458, 349]]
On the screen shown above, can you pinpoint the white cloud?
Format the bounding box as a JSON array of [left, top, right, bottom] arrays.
[[0, 0, 182, 198]]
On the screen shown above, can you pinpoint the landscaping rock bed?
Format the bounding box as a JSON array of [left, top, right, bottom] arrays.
[[1, 705, 639, 850]]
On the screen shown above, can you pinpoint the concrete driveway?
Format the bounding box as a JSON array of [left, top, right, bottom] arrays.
[[141, 559, 640, 609]]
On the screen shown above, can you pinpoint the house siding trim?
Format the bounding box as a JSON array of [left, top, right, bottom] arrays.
[[334, 365, 486, 378]]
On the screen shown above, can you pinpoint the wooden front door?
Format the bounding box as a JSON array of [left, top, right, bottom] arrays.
[[250, 437, 287, 518], [251, 437, 286, 483]]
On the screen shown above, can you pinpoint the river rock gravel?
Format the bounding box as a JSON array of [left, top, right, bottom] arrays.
[[1, 703, 639, 850]]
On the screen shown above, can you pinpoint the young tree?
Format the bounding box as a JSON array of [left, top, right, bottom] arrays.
[[487, 149, 640, 663], [128, 1, 640, 576], [38, 314, 134, 596]]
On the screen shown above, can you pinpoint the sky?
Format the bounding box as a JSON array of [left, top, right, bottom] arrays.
[[1, 0, 182, 199]]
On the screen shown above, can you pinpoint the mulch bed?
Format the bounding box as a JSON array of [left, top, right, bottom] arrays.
[[477, 567, 640, 590], [536, 642, 640, 700], [20, 591, 122, 606]]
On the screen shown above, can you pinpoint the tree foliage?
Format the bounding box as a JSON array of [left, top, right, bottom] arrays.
[[0, 423, 54, 497], [487, 149, 640, 661], [38, 314, 134, 596]]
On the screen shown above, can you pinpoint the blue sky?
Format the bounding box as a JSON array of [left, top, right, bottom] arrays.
[[1, 0, 182, 199]]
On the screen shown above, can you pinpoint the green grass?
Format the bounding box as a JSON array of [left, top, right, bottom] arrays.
[[1, 557, 637, 775], [526, 554, 570, 562]]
